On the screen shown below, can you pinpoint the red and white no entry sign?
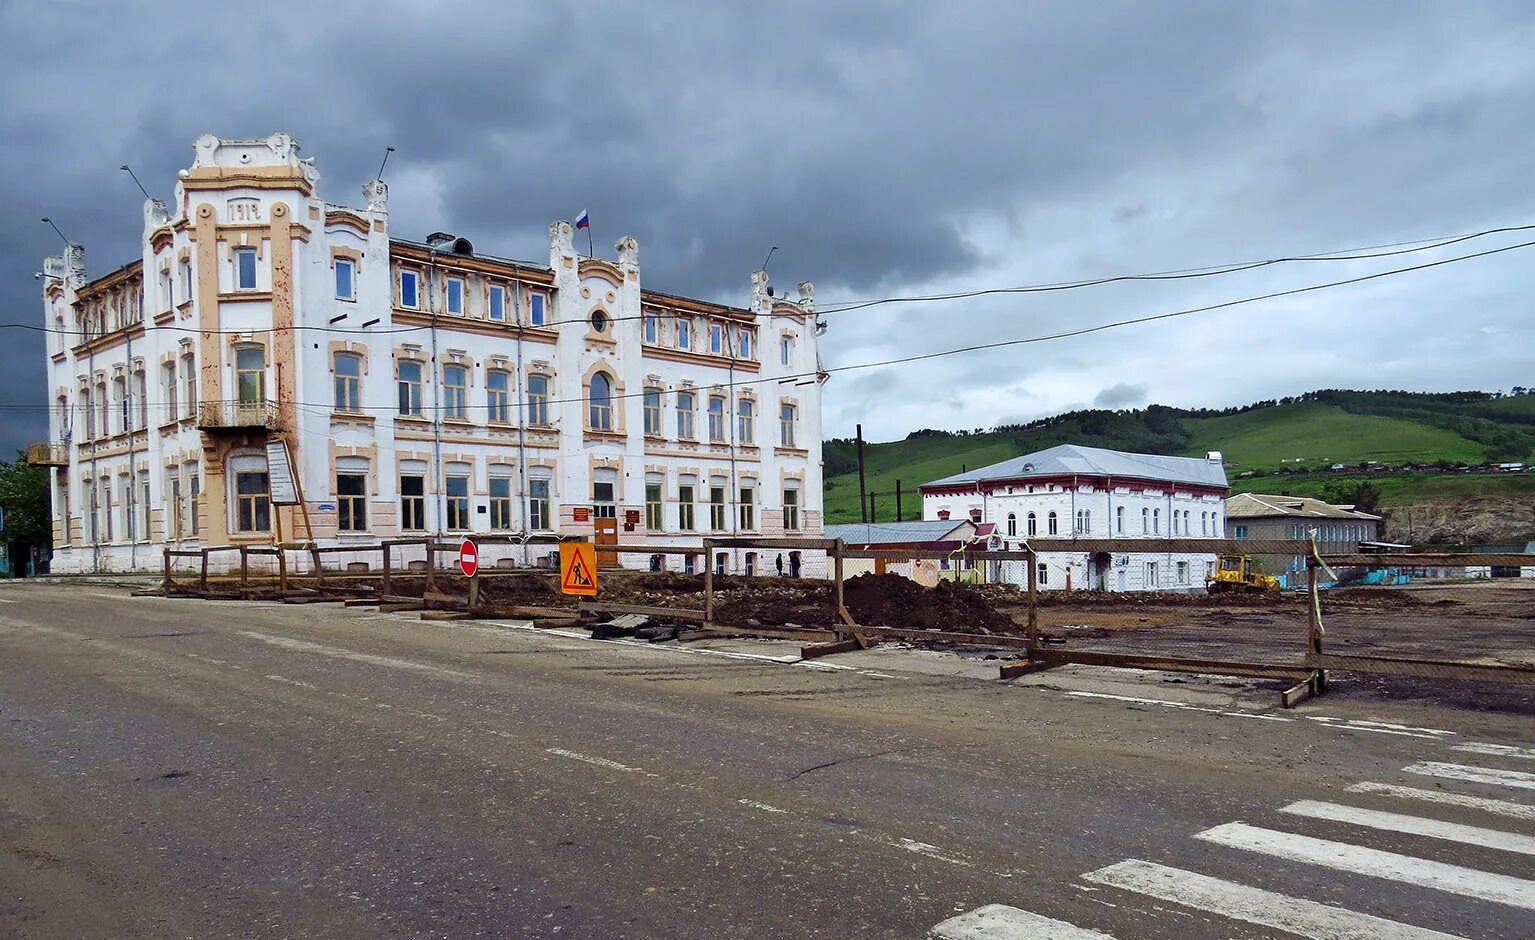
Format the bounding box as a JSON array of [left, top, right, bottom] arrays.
[[459, 538, 479, 578]]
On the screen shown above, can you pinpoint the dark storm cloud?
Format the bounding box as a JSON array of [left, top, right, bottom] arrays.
[[3, 0, 1534, 453], [1093, 383, 1149, 409]]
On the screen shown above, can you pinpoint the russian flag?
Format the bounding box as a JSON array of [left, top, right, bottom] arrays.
[[575, 209, 590, 230]]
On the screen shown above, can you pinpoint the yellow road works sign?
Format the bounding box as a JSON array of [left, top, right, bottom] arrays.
[[560, 543, 599, 596]]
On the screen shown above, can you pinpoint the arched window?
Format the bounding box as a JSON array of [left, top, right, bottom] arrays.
[[1201, 511, 1208, 535], [1026, 512, 1037, 536], [527, 374, 550, 426], [1006, 513, 1017, 537], [1047, 511, 1058, 535], [1116, 505, 1125, 533], [589, 371, 613, 430], [1142, 507, 1149, 533], [235, 345, 265, 406]]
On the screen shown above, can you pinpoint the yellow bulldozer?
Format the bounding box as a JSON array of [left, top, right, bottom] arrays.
[[1206, 554, 1281, 594]]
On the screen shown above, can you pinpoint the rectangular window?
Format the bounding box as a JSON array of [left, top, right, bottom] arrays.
[[234, 248, 257, 291], [780, 335, 792, 365], [709, 485, 726, 531], [134, 371, 147, 430], [1037, 563, 1049, 586], [738, 329, 753, 360], [528, 291, 546, 326], [643, 389, 663, 436], [235, 346, 265, 407], [487, 370, 510, 423], [488, 284, 506, 321], [1145, 561, 1159, 587], [780, 403, 796, 448], [446, 277, 465, 315], [182, 353, 197, 419], [445, 476, 470, 530], [677, 484, 695, 531], [1235, 524, 1249, 540], [708, 396, 725, 443], [527, 375, 550, 426], [113, 376, 127, 434], [1153, 508, 1161, 534], [738, 486, 755, 531], [1177, 561, 1190, 585], [528, 478, 550, 530], [187, 470, 200, 536], [161, 362, 177, 425], [400, 475, 426, 530], [334, 353, 362, 412], [489, 477, 513, 530], [397, 360, 423, 416], [591, 480, 616, 518], [337, 473, 367, 532], [335, 258, 355, 300], [676, 318, 691, 350], [783, 488, 800, 531], [676, 391, 695, 439], [644, 313, 659, 344], [1116, 505, 1125, 534], [399, 270, 419, 308], [709, 323, 723, 355], [737, 399, 754, 444], [82, 389, 95, 439], [167, 473, 182, 540], [645, 483, 663, 531], [442, 364, 468, 420], [179, 259, 192, 305], [236, 471, 271, 532], [121, 473, 134, 544]]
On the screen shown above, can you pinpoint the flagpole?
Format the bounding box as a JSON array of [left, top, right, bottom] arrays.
[[586, 224, 594, 259]]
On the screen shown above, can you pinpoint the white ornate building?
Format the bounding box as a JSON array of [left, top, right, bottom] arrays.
[[34, 133, 826, 574], [920, 444, 1227, 591]]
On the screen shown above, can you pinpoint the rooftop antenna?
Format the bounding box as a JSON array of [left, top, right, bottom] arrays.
[[40, 217, 71, 245], [376, 146, 396, 181], [119, 165, 153, 201], [761, 245, 778, 271]]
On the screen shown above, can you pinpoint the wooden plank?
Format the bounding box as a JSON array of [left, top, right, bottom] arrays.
[[1033, 648, 1312, 680], [422, 590, 467, 608], [801, 639, 863, 660], [379, 602, 425, 613], [1306, 652, 1535, 685], [420, 610, 474, 621], [577, 601, 706, 622], [476, 604, 580, 619], [851, 625, 1034, 649], [999, 659, 1062, 679], [699, 625, 839, 642], [343, 597, 382, 607]]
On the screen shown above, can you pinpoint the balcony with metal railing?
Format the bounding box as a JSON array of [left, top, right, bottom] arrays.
[[23, 442, 68, 466], [197, 400, 283, 432]]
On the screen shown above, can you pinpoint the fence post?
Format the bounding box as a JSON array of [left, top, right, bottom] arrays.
[[239, 546, 249, 589], [310, 545, 324, 588], [425, 540, 437, 592], [199, 549, 209, 592], [703, 538, 715, 625], [1306, 558, 1323, 656], [468, 568, 481, 610], [162, 547, 172, 590], [381, 542, 392, 597], [833, 538, 849, 634], [277, 549, 288, 593], [1026, 546, 1039, 651]]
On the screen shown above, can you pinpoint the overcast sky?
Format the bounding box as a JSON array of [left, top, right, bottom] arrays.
[[3, 0, 1533, 456]]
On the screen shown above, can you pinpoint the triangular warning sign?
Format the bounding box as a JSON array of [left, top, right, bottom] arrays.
[[564, 555, 593, 589]]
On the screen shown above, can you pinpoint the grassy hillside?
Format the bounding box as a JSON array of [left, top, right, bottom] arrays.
[[1182, 403, 1487, 470], [823, 390, 1535, 525], [1228, 471, 1535, 505]]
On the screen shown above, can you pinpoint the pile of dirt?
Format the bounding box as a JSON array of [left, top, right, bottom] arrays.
[[843, 573, 1020, 633]]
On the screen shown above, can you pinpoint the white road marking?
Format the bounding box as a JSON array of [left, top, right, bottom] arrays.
[[1083, 859, 1465, 940], [1405, 761, 1535, 792], [1346, 782, 1535, 822], [1280, 799, 1535, 856], [235, 630, 471, 679], [264, 674, 318, 690], [928, 904, 1118, 939], [1304, 716, 1457, 737], [545, 747, 640, 773], [1064, 690, 1293, 722], [894, 837, 973, 868], [737, 798, 788, 814], [1454, 743, 1535, 761], [85, 591, 135, 600], [0, 596, 17, 604], [1194, 822, 1535, 910]]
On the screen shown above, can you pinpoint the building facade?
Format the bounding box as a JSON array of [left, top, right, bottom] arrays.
[[1225, 493, 1381, 584], [919, 444, 1228, 591], [34, 133, 825, 573]]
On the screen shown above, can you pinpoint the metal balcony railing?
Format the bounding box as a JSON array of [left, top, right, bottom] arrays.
[[24, 441, 68, 466], [197, 400, 283, 432]]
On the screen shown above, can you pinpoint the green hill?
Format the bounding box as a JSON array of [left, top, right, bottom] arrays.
[[823, 389, 1535, 525]]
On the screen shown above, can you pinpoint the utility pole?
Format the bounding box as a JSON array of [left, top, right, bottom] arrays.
[[895, 480, 903, 522], [868, 492, 877, 523], [856, 423, 868, 524]]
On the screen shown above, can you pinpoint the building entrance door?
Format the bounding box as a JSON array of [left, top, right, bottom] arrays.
[[594, 517, 619, 568]]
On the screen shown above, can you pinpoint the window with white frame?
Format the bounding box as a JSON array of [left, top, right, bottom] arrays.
[[677, 476, 696, 531], [737, 398, 754, 444], [489, 470, 514, 530], [643, 313, 659, 344], [445, 473, 471, 530], [709, 482, 727, 530], [527, 291, 546, 326], [676, 391, 695, 440], [488, 284, 506, 321], [737, 328, 753, 360], [1047, 511, 1058, 535], [1152, 508, 1161, 534], [643, 389, 663, 436], [707, 396, 726, 443], [1027, 512, 1037, 536], [181, 351, 197, 419], [230, 454, 270, 533], [1007, 513, 1017, 537], [676, 318, 691, 350], [528, 470, 552, 530], [1177, 561, 1189, 585], [1116, 505, 1125, 534], [1037, 563, 1049, 585], [645, 475, 663, 531], [780, 402, 797, 448], [399, 269, 419, 309], [234, 248, 257, 291], [446, 277, 465, 315], [161, 361, 177, 425], [738, 484, 755, 530], [235, 346, 265, 407], [780, 335, 792, 365], [336, 458, 368, 532], [709, 323, 723, 355], [1145, 561, 1159, 587], [783, 485, 800, 531], [335, 258, 355, 300], [178, 259, 192, 304]]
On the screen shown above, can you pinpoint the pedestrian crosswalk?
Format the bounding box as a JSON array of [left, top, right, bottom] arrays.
[[928, 745, 1535, 939]]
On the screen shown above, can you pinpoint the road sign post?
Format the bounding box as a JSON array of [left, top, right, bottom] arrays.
[[560, 543, 598, 596], [460, 539, 480, 608]]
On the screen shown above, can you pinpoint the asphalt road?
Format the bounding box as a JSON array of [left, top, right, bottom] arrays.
[[0, 583, 1532, 939]]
